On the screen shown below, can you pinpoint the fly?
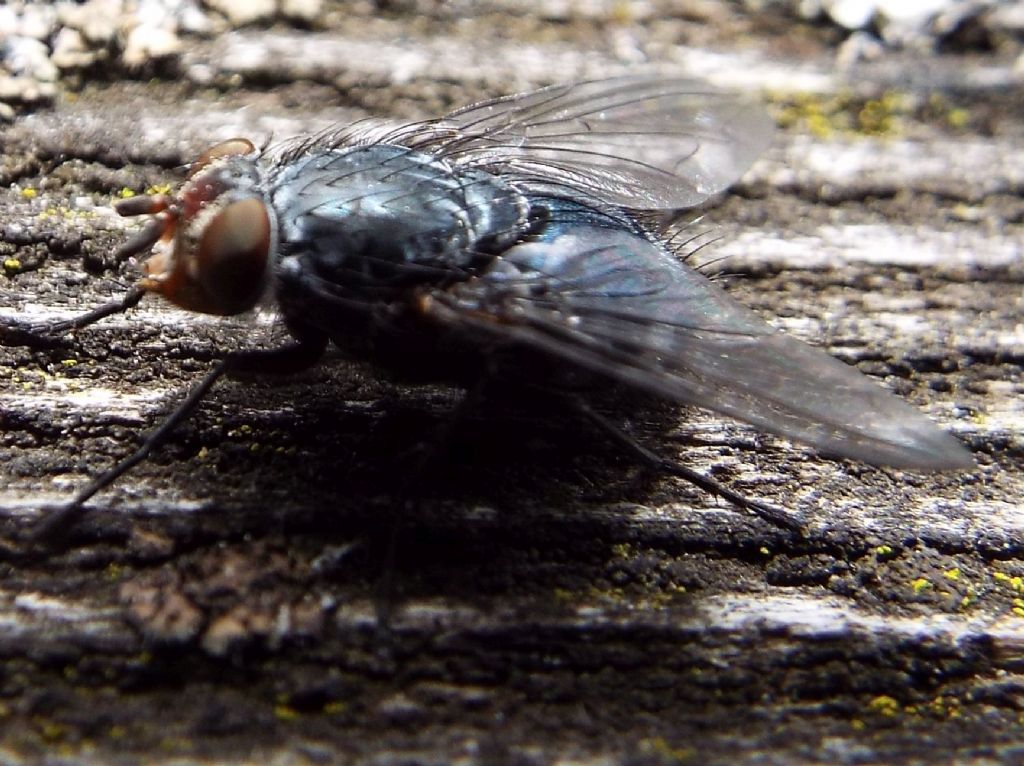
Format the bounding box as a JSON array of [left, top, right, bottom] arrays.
[[7, 76, 972, 541]]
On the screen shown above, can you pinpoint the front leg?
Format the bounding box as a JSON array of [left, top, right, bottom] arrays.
[[25, 337, 327, 548]]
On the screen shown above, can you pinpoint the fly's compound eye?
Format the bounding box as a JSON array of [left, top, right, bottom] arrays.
[[189, 138, 257, 178], [195, 197, 272, 314], [136, 138, 268, 316]]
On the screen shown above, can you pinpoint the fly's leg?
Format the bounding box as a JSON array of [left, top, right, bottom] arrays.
[[0, 284, 147, 348], [1, 201, 168, 346], [0, 283, 147, 553], [398, 378, 489, 489], [28, 358, 231, 542], [26, 338, 327, 546], [34, 284, 148, 336], [372, 378, 490, 639], [571, 399, 805, 534]]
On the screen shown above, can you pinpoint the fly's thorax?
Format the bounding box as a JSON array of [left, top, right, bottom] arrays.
[[117, 138, 278, 316], [268, 144, 530, 292]]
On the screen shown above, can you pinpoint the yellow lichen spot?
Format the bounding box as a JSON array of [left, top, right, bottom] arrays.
[[858, 103, 891, 134], [759, 546, 770, 556], [946, 108, 969, 129], [868, 695, 901, 716], [3, 258, 21, 274], [943, 568, 960, 581], [1013, 607, 1024, 619], [994, 574, 1024, 594], [61, 359, 77, 368], [145, 183, 173, 196], [119, 188, 136, 199], [875, 545, 894, 557], [937, 696, 958, 716], [20, 187, 37, 199], [197, 447, 209, 460], [805, 112, 834, 140], [950, 203, 982, 222], [323, 701, 347, 716], [638, 737, 695, 763], [591, 584, 626, 603], [959, 593, 976, 610], [924, 696, 961, 720], [910, 577, 932, 594], [851, 718, 865, 731], [39, 721, 67, 741], [858, 91, 906, 136], [929, 91, 966, 130], [552, 587, 575, 603], [274, 704, 300, 722], [611, 542, 632, 558], [772, 89, 912, 139], [607, 0, 634, 25]]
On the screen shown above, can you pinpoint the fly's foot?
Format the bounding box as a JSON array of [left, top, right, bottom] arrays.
[[0, 285, 146, 348], [0, 508, 78, 563], [0, 318, 67, 348], [25, 501, 87, 546], [570, 398, 806, 535]]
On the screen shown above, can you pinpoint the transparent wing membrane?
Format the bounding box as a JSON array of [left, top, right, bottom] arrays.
[[429, 224, 971, 470]]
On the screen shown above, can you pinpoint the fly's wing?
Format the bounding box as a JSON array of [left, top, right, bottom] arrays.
[[422, 225, 971, 470], [398, 77, 773, 210]]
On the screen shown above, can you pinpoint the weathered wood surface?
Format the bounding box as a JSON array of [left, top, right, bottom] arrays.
[[1, 4, 1023, 764]]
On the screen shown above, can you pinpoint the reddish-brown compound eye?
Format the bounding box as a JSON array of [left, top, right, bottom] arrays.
[[189, 138, 257, 178], [196, 197, 271, 315]]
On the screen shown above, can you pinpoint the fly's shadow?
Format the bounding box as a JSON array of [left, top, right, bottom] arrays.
[[0, 316, 801, 566]]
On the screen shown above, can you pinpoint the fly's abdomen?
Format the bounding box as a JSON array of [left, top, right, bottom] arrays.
[[269, 145, 529, 293]]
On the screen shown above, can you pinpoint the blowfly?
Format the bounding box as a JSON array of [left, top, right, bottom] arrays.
[[11, 77, 972, 538]]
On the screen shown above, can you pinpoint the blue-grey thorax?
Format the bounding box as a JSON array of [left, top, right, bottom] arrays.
[[269, 144, 530, 296]]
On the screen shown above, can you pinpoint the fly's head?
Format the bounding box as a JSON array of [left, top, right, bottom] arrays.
[[115, 138, 274, 316]]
